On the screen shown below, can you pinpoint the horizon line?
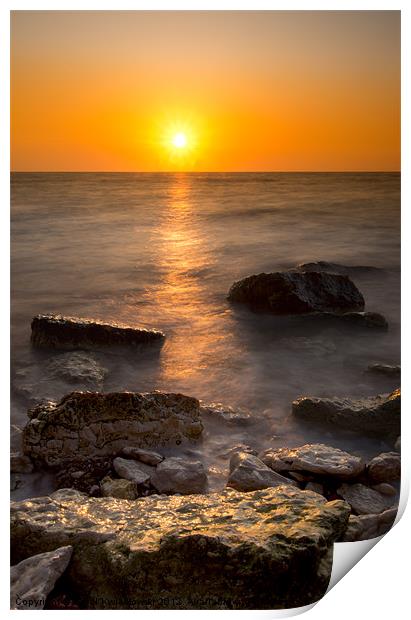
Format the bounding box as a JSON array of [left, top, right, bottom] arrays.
[[10, 170, 401, 174]]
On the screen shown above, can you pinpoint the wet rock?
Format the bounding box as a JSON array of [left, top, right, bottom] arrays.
[[367, 452, 401, 484], [121, 446, 164, 466], [31, 314, 165, 350], [395, 436, 401, 451], [228, 270, 364, 314], [151, 456, 208, 494], [11, 451, 34, 474], [260, 444, 365, 480], [371, 483, 397, 496], [46, 351, 108, 384], [296, 261, 383, 276], [292, 389, 400, 437], [200, 402, 252, 426], [23, 391, 203, 467], [337, 483, 396, 515], [367, 363, 401, 376], [100, 476, 137, 500], [113, 457, 154, 486], [55, 456, 112, 494], [11, 487, 350, 609], [303, 311, 388, 331], [341, 507, 397, 541], [218, 444, 258, 459], [227, 452, 296, 492], [305, 482, 325, 496], [10, 546, 73, 610]]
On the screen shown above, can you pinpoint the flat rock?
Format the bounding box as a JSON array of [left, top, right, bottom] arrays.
[[11, 451, 34, 474], [11, 546, 73, 610], [23, 391, 203, 467], [121, 447, 164, 466], [200, 402, 252, 426], [367, 452, 401, 484], [113, 457, 154, 486], [296, 261, 383, 276], [260, 444, 365, 480], [227, 452, 296, 492], [100, 476, 137, 500], [337, 483, 396, 515], [228, 270, 364, 314], [11, 487, 350, 609], [371, 483, 397, 496], [151, 456, 208, 494], [31, 314, 165, 349], [367, 363, 401, 376], [341, 507, 397, 541], [292, 389, 400, 437]]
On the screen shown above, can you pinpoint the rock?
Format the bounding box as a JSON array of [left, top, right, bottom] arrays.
[[100, 476, 137, 500], [227, 452, 297, 492], [228, 270, 364, 315], [200, 402, 252, 426], [121, 446, 164, 466], [113, 457, 154, 486], [11, 487, 350, 609], [292, 389, 400, 437], [395, 436, 401, 451], [23, 391, 203, 467], [31, 314, 165, 349], [55, 456, 112, 494], [371, 483, 397, 496], [296, 261, 383, 276], [11, 451, 34, 474], [46, 351, 108, 384], [341, 507, 397, 541], [367, 363, 401, 376], [337, 483, 396, 515], [259, 444, 365, 480], [305, 482, 325, 496], [151, 456, 208, 494], [10, 546, 73, 610], [367, 452, 401, 484], [218, 444, 258, 459], [303, 311, 388, 331]]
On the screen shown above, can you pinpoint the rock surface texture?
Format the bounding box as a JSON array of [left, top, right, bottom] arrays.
[[10, 546, 73, 610], [227, 452, 296, 492], [228, 271, 365, 315], [337, 483, 396, 515], [100, 476, 137, 500], [259, 444, 365, 480], [23, 391, 203, 467], [150, 457, 208, 494], [367, 363, 401, 376], [292, 389, 400, 437], [341, 508, 398, 541], [31, 314, 165, 349], [367, 452, 401, 484], [11, 487, 350, 609]]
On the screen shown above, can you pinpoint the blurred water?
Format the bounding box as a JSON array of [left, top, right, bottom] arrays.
[[11, 172, 400, 496]]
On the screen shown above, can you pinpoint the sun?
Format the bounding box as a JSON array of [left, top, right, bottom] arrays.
[[172, 132, 187, 149]]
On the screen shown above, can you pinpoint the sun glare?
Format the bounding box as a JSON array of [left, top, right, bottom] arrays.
[[172, 133, 187, 148]]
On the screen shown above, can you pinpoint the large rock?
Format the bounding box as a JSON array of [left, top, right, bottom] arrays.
[[337, 483, 396, 515], [151, 457, 208, 494], [100, 476, 137, 500], [307, 311, 388, 331], [259, 444, 365, 480], [227, 452, 296, 491], [31, 314, 165, 349], [113, 457, 154, 486], [292, 389, 400, 437], [227, 270, 364, 314], [11, 487, 350, 609], [121, 447, 164, 466], [200, 402, 252, 426], [23, 391, 203, 467], [341, 508, 398, 541], [367, 452, 401, 484], [11, 546, 73, 610], [296, 261, 383, 276]]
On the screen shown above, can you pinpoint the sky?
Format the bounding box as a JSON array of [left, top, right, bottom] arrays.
[[11, 10, 400, 172]]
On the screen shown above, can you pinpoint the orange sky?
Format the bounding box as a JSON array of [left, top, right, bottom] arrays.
[[11, 11, 400, 172]]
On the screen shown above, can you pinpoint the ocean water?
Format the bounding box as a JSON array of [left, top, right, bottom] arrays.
[[11, 172, 401, 497]]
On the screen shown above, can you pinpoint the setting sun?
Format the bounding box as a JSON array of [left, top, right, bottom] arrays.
[[172, 133, 187, 148]]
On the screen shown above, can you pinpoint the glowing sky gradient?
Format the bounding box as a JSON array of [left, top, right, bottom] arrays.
[[11, 11, 400, 171]]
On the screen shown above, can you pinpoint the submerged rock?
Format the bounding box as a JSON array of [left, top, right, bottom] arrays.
[[296, 261, 383, 276], [11, 546, 73, 610], [292, 389, 400, 437], [31, 314, 165, 350], [11, 487, 350, 609], [151, 457, 208, 494], [308, 311, 388, 331], [367, 452, 401, 484], [367, 363, 401, 376], [10, 451, 34, 474], [46, 351, 108, 384], [337, 483, 396, 515], [228, 270, 364, 315], [341, 507, 397, 541], [259, 444, 365, 480], [227, 452, 296, 492], [100, 476, 137, 500], [23, 391, 203, 467], [121, 446, 164, 466]]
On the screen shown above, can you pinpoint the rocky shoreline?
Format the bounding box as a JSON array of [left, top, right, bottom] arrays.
[[10, 264, 401, 609]]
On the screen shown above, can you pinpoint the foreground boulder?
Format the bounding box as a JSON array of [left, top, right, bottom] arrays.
[[227, 452, 296, 492], [367, 452, 401, 484], [259, 444, 365, 480], [151, 457, 208, 494], [228, 271, 364, 314], [341, 507, 397, 541], [11, 487, 350, 609], [31, 314, 165, 349], [23, 391, 203, 467], [11, 546, 73, 610], [292, 389, 400, 437]]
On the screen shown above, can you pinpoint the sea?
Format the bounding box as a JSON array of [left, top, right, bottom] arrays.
[[11, 172, 401, 498]]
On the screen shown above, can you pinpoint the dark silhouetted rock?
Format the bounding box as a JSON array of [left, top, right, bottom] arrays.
[[11, 487, 350, 609], [227, 452, 296, 492], [367, 363, 401, 376], [341, 507, 397, 541], [228, 271, 364, 315], [296, 261, 383, 276], [367, 452, 401, 484], [23, 391, 203, 467], [31, 314, 165, 349], [303, 311, 388, 331], [292, 389, 400, 437]]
